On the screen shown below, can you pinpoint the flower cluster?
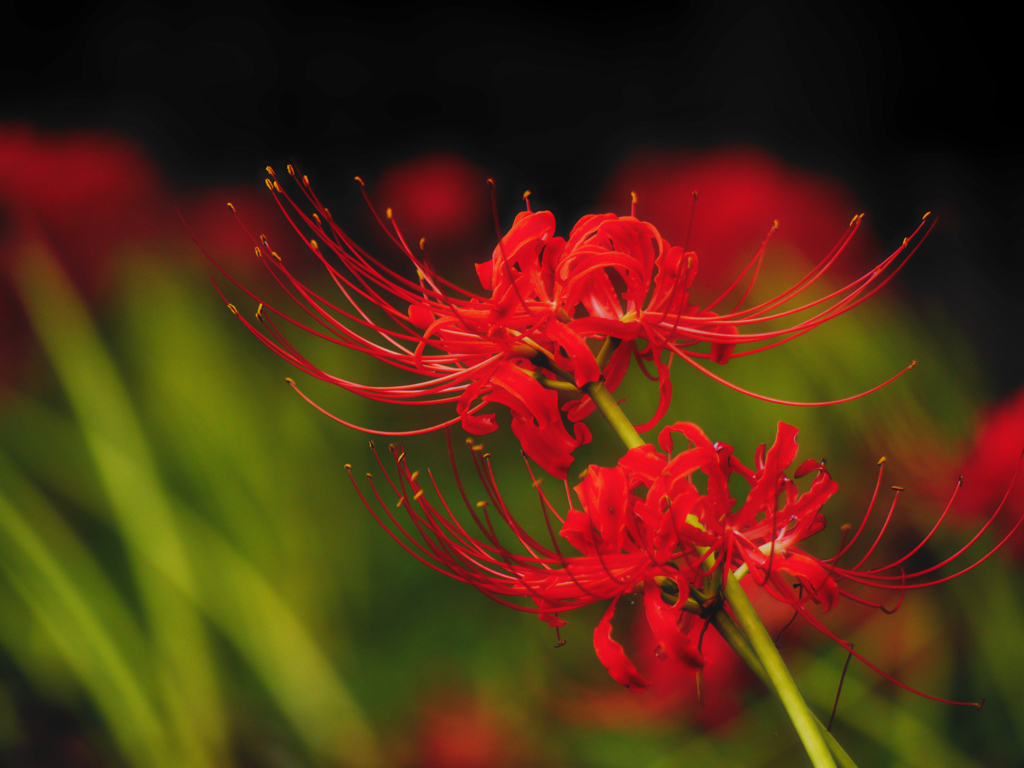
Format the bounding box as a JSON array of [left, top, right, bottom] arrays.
[[351, 422, 1021, 701], [211, 160, 1023, 763], [206, 167, 925, 477]]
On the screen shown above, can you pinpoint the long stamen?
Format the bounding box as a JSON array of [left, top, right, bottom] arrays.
[[827, 647, 854, 731]]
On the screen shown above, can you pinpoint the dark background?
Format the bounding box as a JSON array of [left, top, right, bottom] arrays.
[[1, 3, 1021, 766], [5, 0, 1019, 392]]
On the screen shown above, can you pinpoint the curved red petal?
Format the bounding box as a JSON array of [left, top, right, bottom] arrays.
[[593, 597, 651, 692]]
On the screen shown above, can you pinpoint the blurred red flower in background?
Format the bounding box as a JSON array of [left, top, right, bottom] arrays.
[[369, 153, 494, 265], [952, 385, 1024, 558], [0, 124, 165, 393], [410, 691, 530, 768], [598, 146, 881, 296], [0, 123, 297, 399]]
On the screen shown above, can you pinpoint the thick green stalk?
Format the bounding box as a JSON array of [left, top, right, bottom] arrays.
[[582, 380, 645, 450], [710, 607, 856, 768], [723, 574, 836, 767], [586, 378, 844, 768]]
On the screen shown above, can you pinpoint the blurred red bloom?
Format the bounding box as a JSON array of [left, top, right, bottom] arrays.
[[0, 124, 165, 393], [599, 146, 879, 290], [953, 384, 1024, 557], [354, 421, 1022, 703], [370, 153, 494, 261], [412, 691, 528, 768]]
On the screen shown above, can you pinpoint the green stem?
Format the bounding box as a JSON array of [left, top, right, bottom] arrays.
[[582, 380, 645, 450], [586, 379, 845, 768], [723, 574, 836, 767], [711, 606, 855, 768]]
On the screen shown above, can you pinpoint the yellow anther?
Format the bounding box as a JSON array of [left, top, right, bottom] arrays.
[[466, 438, 474, 446], [255, 303, 264, 322], [419, 237, 426, 250], [397, 496, 405, 508], [344, 463, 352, 470], [476, 501, 488, 508], [272, 251, 281, 261], [923, 211, 931, 219], [266, 179, 274, 191], [532, 478, 543, 489], [285, 377, 295, 385], [354, 176, 364, 186], [274, 181, 283, 193], [396, 451, 406, 463], [366, 472, 372, 478], [687, 255, 693, 269], [266, 166, 276, 178], [486, 177, 495, 187], [255, 247, 263, 258], [227, 303, 238, 314], [877, 456, 887, 464], [386, 207, 393, 219], [413, 490, 425, 501], [903, 237, 909, 247], [472, 444, 484, 452], [910, 360, 918, 368], [310, 239, 319, 250], [227, 201, 236, 213], [410, 471, 420, 482], [523, 189, 531, 200], [891, 485, 905, 491], [578, 467, 589, 480], [313, 213, 321, 226], [630, 191, 638, 204], [261, 234, 270, 247], [773, 219, 779, 229], [302, 174, 310, 187], [482, 453, 491, 459], [287, 164, 296, 176], [840, 523, 853, 532], [849, 214, 858, 226]]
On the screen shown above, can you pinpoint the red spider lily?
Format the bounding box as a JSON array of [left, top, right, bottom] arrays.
[[203, 166, 595, 477], [349, 422, 1022, 704], [205, 163, 928, 475], [553, 206, 930, 429]]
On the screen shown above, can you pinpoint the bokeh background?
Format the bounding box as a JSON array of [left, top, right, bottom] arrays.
[[1, 2, 1021, 766]]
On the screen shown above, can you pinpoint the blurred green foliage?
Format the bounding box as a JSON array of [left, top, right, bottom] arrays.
[[0, 235, 1021, 767]]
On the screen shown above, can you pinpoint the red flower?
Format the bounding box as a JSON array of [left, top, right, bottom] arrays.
[[205, 160, 927, 473], [202, 166, 594, 477], [551, 205, 929, 429], [352, 421, 1022, 704]]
